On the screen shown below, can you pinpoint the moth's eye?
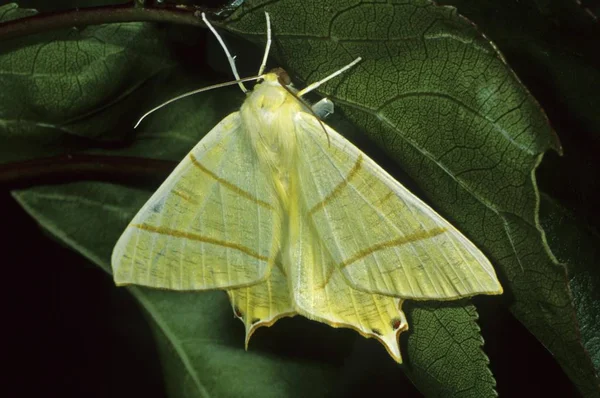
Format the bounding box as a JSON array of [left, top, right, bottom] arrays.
[[391, 318, 403, 330], [270, 67, 291, 86]]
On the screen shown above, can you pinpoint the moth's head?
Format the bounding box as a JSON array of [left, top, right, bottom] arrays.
[[243, 67, 304, 118], [260, 68, 292, 88], [271, 67, 292, 87]]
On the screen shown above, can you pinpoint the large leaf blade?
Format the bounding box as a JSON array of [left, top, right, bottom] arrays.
[[224, 0, 595, 395]]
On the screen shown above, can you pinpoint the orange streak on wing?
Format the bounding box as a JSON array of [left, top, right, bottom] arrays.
[[189, 153, 273, 210], [339, 227, 448, 269], [171, 189, 198, 205], [130, 223, 269, 261], [309, 154, 363, 216]]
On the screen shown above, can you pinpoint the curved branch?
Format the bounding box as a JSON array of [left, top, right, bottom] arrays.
[[0, 154, 176, 189], [0, 2, 206, 41]]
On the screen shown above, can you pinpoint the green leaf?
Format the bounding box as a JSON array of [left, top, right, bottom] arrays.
[[0, 3, 175, 163], [0, 3, 37, 21], [386, 0, 600, 394], [540, 194, 600, 377], [417, 3, 600, 392], [438, 0, 600, 137], [402, 301, 494, 397]]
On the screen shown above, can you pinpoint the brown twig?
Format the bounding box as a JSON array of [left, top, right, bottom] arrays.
[[0, 154, 176, 189], [0, 2, 206, 41]]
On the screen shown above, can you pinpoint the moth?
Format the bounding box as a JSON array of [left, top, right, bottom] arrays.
[[112, 12, 502, 362]]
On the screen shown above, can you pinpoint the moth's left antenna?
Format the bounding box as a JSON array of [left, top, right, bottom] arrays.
[[202, 12, 248, 93], [133, 13, 275, 128], [133, 75, 263, 128]]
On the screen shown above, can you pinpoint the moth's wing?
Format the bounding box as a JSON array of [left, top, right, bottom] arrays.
[[295, 112, 502, 300], [112, 113, 281, 290], [227, 261, 297, 347], [287, 213, 408, 362]]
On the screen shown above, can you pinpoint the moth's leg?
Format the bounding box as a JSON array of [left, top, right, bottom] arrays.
[[297, 57, 362, 97], [312, 98, 334, 119], [202, 12, 248, 93], [258, 12, 272, 76]]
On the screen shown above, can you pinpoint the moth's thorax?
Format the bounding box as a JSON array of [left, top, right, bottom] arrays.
[[240, 73, 303, 145], [240, 72, 304, 206]]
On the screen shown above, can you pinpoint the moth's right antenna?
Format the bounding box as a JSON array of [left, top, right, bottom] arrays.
[[257, 12, 272, 76], [297, 57, 362, 97], [202, 12, 248, 93]]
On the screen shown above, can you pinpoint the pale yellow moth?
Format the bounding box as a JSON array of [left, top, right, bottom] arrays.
[[112, 12, 503, 362]]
